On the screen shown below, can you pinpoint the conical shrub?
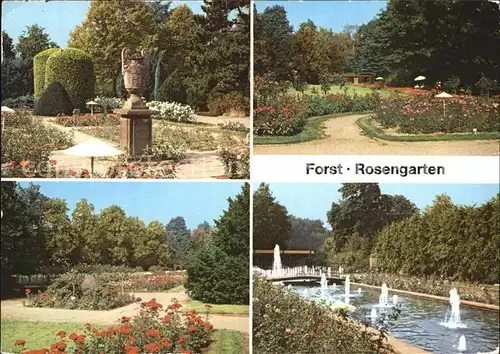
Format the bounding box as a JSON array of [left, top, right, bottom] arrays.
[[34, 82, 74, 116]]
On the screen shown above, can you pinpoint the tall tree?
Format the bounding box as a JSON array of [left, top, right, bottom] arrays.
[[288, 216, 328, 250], [43, 198, 76, 267], [253, 183, 292, 249], [97, 205, 130, 265], [186, 184, 250, 304], [2, 31, 16, 59], [71, 199, 99, 264], [16, 25, 57, 60], [68, 0, 157, 95], [165, 216, 191, 268]]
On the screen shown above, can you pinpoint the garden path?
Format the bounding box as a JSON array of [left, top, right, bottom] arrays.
[[0, 292, 249, 333], [42, 119, 226, 178], [254, 114, 500, 155]]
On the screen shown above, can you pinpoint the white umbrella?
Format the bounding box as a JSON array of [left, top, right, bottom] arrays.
[[414, 76, 426, 81], [63, 139, 122, 175], [86, 101, 98, 115], [435, 91, 453, 116], [375, 77, 384, 81], [1, 106, 15, 113]]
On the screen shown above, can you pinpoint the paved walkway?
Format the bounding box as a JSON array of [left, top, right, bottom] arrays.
[[43, 120, 226, 179], [254, 114, 500, 156], [0, 291, 249, 333], [195, 114, 249, 128]]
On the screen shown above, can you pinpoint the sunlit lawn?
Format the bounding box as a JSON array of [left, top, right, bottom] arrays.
[[288, 83, 392, 96]]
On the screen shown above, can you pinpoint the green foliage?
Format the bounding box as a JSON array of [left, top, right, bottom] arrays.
[[217, 133, 250, 179], [289, 216, 328, 250], [166, 217, 192, 269], [306, 92, 380, 116], [16, 25, 57, 61], [253, 183, 292, 250], [2, 31, 16, 59], [443, 75, 461, 94], [475, 74, 498, 99], [33, 82, 74, 116], [318, 73, 333, 95], [44, 48, 95, 111], [2, 111, 74, 167], [207, 92, 250, 116], [186, 184, 249, 304], [33, 48, 61, 100], [375, 194, 500, 284], [253, 279, 395, 354], [1, 58, 34, 100]]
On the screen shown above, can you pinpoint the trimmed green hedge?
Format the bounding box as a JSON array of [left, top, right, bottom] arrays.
[[34, 82, 74, 116], [44, 48, 95, 111], [33, 48, 60, 100]]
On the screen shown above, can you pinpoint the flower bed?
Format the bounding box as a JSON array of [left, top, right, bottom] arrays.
[[375, 94, 499, 134], [24, 272, 135, 311], [351, 273, 499, 305], [217, 133, 250, 179], [13, 298, 214, 354], [147, 101, 196, 123], [253, 279, 394, 354], [55, 113, 120, 127], [253, 96, 309, 136], [1, 112, 74, 167], [119, 273, 187, 292]]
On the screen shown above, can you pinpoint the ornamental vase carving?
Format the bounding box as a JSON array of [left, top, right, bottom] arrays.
[[121, 48, 151, 110]]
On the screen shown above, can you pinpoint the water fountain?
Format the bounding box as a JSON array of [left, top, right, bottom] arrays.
[[320, 273, 328, 290], [369, 308, 378, 320], [441, 288, 467, 328], [287, 284, 292, 290], [327, 267, 331, 277], [332, 283, 337, 289], [393, 294, 398, 304], [377, 283, 389, 307], [344, 275, 351, 298], [457, 335, 467, 352], [357, 288, 362, 294], [272, 244, 282, 277]]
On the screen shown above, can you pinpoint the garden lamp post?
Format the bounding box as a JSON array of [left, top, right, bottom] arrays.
[[435, 91, 453, 116]]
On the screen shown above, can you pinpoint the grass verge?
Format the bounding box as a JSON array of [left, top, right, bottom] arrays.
[[254, 111, 373, 145], [1, 320, 242, 354], [208, 330, 246, 354], [357, 116, 500, 141], [182, 300, 249, 315]]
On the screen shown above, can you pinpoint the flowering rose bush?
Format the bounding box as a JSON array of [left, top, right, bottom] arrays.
[[123, 273, 187, 292], [2, 111, 74, 167], [376, 94, 499, 134], [13, 299, 214, 354], [217, 132, 250, 179], [351, 273, 500, 305], [24, 272, 135, 310], [218, 121, 249, 133], [253, 279, 394, 354], [147, 101, 196, 123], [254, 96, 309, 136]]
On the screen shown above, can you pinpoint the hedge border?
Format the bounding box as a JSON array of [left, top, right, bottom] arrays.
[[357, 116, 500, 141]]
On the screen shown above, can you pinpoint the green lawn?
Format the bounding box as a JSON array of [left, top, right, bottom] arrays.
[[254, 111, 373, 145], [1, 320, 245, 354], [208, 330, 247, 354], [357, 116, 500, 141], [183, 300, 249, 315]]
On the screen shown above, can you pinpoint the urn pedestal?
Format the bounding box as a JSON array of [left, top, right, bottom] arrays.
[[114, 108, 152, 156]]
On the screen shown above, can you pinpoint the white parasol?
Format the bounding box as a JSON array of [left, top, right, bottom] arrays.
[[1, 106, 15, 113], [63, 139, 122, 175], [434, 92, 453, 116], [86, 101, 98, 115], [375, 77, 384, 81], [414, 76, 426, 81]]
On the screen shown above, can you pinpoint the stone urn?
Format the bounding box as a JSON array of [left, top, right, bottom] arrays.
[[121, 48, 151, 111]]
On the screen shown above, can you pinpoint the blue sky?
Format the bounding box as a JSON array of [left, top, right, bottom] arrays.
[[255, 1, 387, 32], [1, 1, 204, 46], [18, 181, 245, 229], [259, 183, 499, 227]]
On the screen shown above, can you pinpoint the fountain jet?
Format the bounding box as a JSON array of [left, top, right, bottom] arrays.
[[457, 335, 467, 352], [320, 273, 328, 290], [272, 244, 282, 277], [441, 288, 467, 328]]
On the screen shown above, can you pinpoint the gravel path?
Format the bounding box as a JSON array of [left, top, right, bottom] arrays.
[[254, 114, 500, 156], [0, 291, 249, 333]]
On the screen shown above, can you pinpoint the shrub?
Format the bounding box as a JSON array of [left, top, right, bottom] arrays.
[[254, 75, 290, 107], [33, 48, 60, 100], [1, 111, 74, 167], [1, 95, 35, 109], [13, 298, 214, 353], [147, 101, 196, 123], [24, 272, 135, 310], [253, 279, 394, 354], [207, 92, 250, 116], [253, 96, 309, 136], [123, 273, 187, 292], [34, 82, 74, 116], [307, 92, 379, 117], [93, 96, 125, 113], [45, 48, 95, 111], [218, 121, 249, 133], [218, 133, 250, 179], [375, 94, 499, 134]]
